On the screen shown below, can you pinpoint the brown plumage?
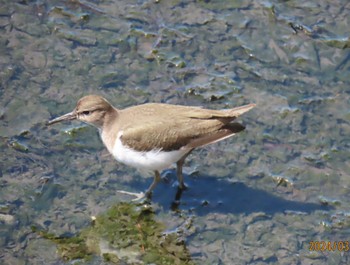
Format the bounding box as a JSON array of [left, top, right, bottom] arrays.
[[114, 103, 249, 152]]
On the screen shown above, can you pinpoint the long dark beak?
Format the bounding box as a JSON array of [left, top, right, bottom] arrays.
[[47, 111, 76, 125]]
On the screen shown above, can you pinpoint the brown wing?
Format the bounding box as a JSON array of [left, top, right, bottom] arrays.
[[119, 103, 254, 152]]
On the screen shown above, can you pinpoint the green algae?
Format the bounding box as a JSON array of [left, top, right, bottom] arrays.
[[38, 231, 92, 262], [8, 139, 29, 152], [61, 125, 89, 137], [36, 202, 194, 264]]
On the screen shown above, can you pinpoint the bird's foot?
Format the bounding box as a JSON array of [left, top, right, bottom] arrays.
[[117, 190, 147, 201]]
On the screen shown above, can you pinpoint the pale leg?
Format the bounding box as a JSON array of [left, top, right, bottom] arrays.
[[176, 150, 192, 189], [117, 170, 160, 201], [145, 170, 161, 197]]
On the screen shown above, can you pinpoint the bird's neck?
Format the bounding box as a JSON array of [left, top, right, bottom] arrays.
[[100, 107, 119, 154]]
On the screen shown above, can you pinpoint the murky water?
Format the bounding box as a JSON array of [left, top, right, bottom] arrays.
[[1, 0, 349, 264]]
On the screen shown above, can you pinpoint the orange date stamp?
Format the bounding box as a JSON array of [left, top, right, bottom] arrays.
[[309, 241, 349, 252]]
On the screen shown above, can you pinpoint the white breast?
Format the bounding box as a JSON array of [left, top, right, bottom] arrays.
[[112, 132, 188, 171]]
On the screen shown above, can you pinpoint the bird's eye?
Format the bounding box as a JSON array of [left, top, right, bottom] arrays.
[[82, 111, 91, 115]]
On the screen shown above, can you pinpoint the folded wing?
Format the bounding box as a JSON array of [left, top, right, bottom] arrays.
[[120, 103, 255, 152]]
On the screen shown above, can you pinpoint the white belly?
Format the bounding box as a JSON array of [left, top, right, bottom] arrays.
[[112, 133, 188, 171]]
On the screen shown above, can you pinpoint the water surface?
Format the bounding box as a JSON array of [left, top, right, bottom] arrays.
[[1, 0, 349, 264]]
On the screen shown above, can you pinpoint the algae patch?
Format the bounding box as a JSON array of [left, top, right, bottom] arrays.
[[35, 202, 194, 264]]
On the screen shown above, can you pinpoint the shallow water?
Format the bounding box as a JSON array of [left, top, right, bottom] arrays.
[[1, 0, 349, 264]]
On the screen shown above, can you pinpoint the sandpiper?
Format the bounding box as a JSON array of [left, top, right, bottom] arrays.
[[48, 95, 255, 199]]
